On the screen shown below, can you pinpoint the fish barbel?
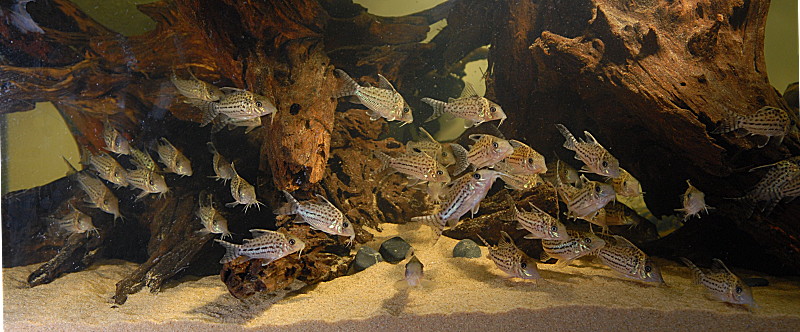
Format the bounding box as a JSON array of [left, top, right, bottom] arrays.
[[478, 231, 541, 280], [712, 106, 790, 148], [503, 196, 568, 240], [595, 235, 664, 284], [207, 142, 235, 183], [422, 82, 506, 128], [226, 162, 263, 212], [541, 230, 605, 267], [412, 169, 501, 236], [334, 69, 413, 124], [274, 190, 355, 245], [191, 88, 276, 127], [464, 134, 514, 170], [170, 68, 223, 102], [157, 137, 193, 176], [676, 180, 712, 221], [196, 191, 231, 239], [555, 124, 620, 178], [215, 229, 305, 266], [374, 151, 450, 185], [680, 258, 755, 306]]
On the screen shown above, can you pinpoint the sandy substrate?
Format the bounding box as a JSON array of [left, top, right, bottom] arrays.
[[4, 223, 800, 331]]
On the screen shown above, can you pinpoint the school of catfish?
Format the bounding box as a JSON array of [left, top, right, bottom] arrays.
[[53, 67, 797, 309]]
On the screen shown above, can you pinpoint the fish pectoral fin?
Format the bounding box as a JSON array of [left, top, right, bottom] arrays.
[[554, 259, 572, 268], [225, 201, 238, 208], [367, 110, 382, 121], [523, 234, 539, 239], [752, 135, 770, 148], [471, 204, 480, 217], [463, 119, 475, 128]]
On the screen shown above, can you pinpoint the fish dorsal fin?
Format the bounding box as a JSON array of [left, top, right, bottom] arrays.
[[527, 202, 547, 215], [220, 87, 246, 93], [314, 194, 336, 208], [459, 82, 479, 98], [230, 162, 239, 177], [711, 258, 734, 275], [612, 235, 635, 248], [418, 127, 436, 142], [499, 231, 515, 246], [583, 131, 599, 145], [476, 234, 489, 247], [249, 229, 273, 238], [63, 156, 79, 176], [468, 134, 484, 142], [509, 139, 526, 149], [377, 74, 396, 91], [160, 137, 175, 148]]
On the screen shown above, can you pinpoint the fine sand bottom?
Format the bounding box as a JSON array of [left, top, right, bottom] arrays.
[[4, 223, 800, 331]]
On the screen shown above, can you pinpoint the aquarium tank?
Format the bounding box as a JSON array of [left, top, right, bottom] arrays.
[[2, 0, 799, 330]]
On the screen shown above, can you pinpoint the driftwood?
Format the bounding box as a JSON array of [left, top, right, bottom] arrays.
[[2, 0, 798, 306]]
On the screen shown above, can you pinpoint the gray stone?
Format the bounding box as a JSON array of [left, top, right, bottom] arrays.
[[353, 246, 383, 272], [379, 236, 411, 264], [453, 239, 482, 258]]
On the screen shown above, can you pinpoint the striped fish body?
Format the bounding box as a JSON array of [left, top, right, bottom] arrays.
[[53, 207, 97, 235], [677, 180, 711, 221], [714, 106, 790, 147], [541, 230, 606, 267], [226, 163, 261, 212], [422, 91, 507, 128], [125, 168, 168, 199], [197, 192, 231, 239], [542, 159, 580, 186], [495, 161, 544, 191], [130, 148, 159, 172], [157, 138, 193, 176], [501, 140, 547, 175], [207, 142, 235, 183], [746, 161, 800, 203], [596, 235, 664, 284], [680, 258, 755, 306], [215, 229, 305, 265], [193, 89, 276, 126], [466, 134, 514, 169], [480, 231, 541, 279], [507, 201, 568, 240], [334, 69, 412, 124], [555, 124, 620, 178], [375, 151, 450, 184], [610, 168, 641, 197], [275, 191, 355, 243], [593, 204, 639, 227], [76, 172, 121, 220], [412, 169, 501, 234], [406, 127, 457, 165], [87, 151, 128, 187], [170, 70, 223, 102], [102, 121, 130, 155], [558, 180, 616, 221]]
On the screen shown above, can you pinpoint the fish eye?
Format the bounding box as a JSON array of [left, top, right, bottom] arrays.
[[442, 152, 448, 157], [114, 171, 119, 177], [256, 101, 263, 107], [527, 158, 534, 164], [687, 193, 693, 199], [623, 180, 628, 186], [520, 261, 527, 269], [645, 265, 652, 272], [492, 142, 499, 148], [585, 238, 592, 243], [103, 199, 109, 205], [602, 161, 608, 167], [490, 106, 496, 113], [472, 173, 481, 179], [343, 221, 349, 228], [735, 286, 742, 294], [403, 107, 410, 113], [289, 239, 296, 245], [149, 179, 155, 186], [436, 170, 444, 175], [413, 148, 422, 153], [595, 186, 601, 193], [551, 226, 558, 232]]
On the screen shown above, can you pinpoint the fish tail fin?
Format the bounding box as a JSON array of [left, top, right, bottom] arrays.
[[421, 98, 447, 123], [206, 141, 218, 155], [449, 143, 469, 176], [373, 151, 394, 173], [679, 257, 703, 284], [554, 124, 577, 150], [711, 110, 742, 134], [62, 156, 78, 176], [187, 98, 218, 126], [210, 115, 227, 133], [412, 215, 443, 236], [273, 190, 299, 215], [214, 239, 241, 264], [539, 251, 551, 263], [333, 69, 359, 98], [501, 195, 518, 221]]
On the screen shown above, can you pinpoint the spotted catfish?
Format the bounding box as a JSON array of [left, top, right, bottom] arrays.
[[129, 147, 160, 173], [207, 142, 235, 183], [83, 149, 128, 188], [412, 169, 501, 236], [555, 124, 620, 178], [170, 68, 223, 102], [676, 180, 713, 221], [739, 160, 800, 212], [541, 230, 606, 268], [157, 138, 193, 176], [712, 106, 791, 148], [499, 140, 547, 175], [680, 258, 755, 307], [190, 88, 276, 127], [374, 151, 450, 185], [463, 134, 514, 170], [594, 235, 664, 284], [557, 176, 616, 223], [503, 196, 568, 240], [334, 69, 413, 124], [274, 191, 355, 245], [591, 203, 640, 227], [478, 231, 541, 280], [64, 158, 122, 221], [196, 191, 231, 239], [125, 167, 168, 200], [50, 204, 98, 235], [542, 159, 580, 187], [422, 83, 506, 128], [102, 119, 131, 155], [406, 127, 457, 166], [215, 229, 305, 266], [609, 168, 642, 197], [226, 162, 263, 212]]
